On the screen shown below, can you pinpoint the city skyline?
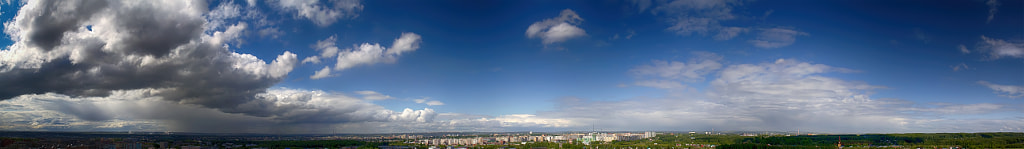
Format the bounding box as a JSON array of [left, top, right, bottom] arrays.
[[1, 0, 1023, 134]]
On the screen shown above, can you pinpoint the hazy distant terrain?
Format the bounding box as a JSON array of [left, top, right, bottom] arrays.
[[3, 131, 1022, 148]]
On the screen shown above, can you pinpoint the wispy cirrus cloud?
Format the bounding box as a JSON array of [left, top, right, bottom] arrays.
[[356, 90, 394, 100], [633, 80, 687, 89], [987, 0, 1000, 23], [979, 36, 1024, 59], [951, 63, 969, 72], [639, 0, 805, 48], [269, 0, 363, 27], [532, 54, 1021, 133], [631, 52, 723, 82], [657, 0, 749, 40], [749, 28, 808, 48], [977, 81, 1024, 98], [413, 97, 445, 106], [959, 44, 971, 54]]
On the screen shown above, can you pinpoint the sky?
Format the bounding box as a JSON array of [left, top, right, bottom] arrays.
[[0, 0, 1022, 134]]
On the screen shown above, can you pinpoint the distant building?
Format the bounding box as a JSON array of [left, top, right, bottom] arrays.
[[414, 131, 659, 146], [643, 132, 657, 138]]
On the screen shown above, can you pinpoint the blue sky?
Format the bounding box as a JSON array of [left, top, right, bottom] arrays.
[[0, 0, 1022, 133], [278, 0, 1023, 113]]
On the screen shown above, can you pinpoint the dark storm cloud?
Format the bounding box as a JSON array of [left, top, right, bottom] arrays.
[[0, 0, 297, 117], [110, 6, 205, 56], [14, 0, 108, 51], [0, 0, 441, 133]]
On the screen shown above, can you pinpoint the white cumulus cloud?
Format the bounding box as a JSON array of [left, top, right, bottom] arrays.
[[335, 33, 422, 70], [335, 43, 388, 70], [303, 33, 422, 79], [389, 32, 423, 55], [310, 66, 332, 79], [526, 9, 587, 45]]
